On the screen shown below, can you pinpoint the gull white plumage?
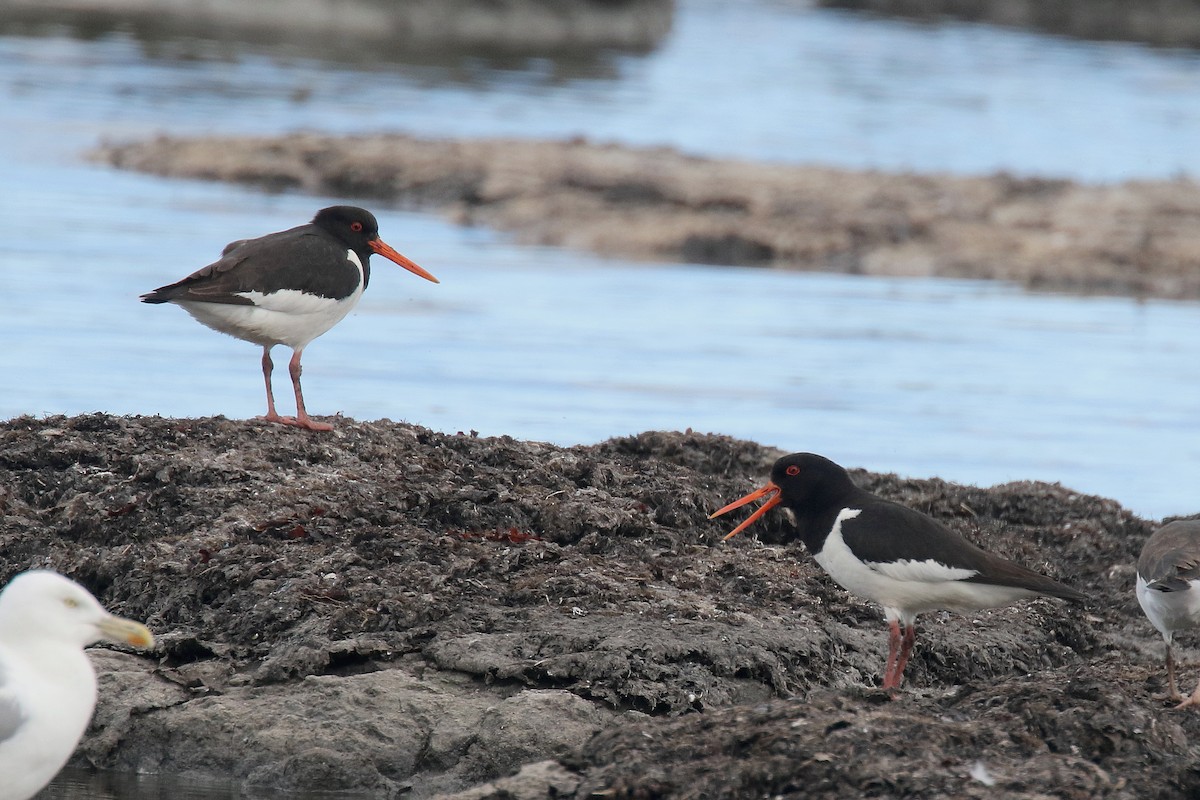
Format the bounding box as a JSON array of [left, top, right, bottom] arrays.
[[0, 570, 155, 800]]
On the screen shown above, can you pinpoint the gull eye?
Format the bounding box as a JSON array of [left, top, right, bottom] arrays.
[[63, 597, 80, 609], [785, 465, 801, 476], [350, 221, 364, 233]]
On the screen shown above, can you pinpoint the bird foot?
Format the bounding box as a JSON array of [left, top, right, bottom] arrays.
[[879, 683, 902, 701], [1173, 694, 1200, 710], [257, 413, 334, 432], [1156, 692, 1186, 706]]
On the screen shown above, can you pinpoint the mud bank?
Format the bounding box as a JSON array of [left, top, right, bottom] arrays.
[[820, 0, 1200, 50], [93, 133, 1200, 301], [0, 0, 672, 59], [2, 415, 1198, 797]]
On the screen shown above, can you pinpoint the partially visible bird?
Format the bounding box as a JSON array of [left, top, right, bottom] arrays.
[[711, 453, 1086, 693], [1136, 519, 1200, 708], [142, 205, 439, 431], [0, 570, 155, 800]]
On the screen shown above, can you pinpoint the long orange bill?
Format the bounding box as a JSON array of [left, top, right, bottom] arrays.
[[709, 482, 783, 541], [371, 238, 440, 284]]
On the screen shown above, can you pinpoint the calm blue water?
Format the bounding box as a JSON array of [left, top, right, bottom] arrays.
[[5, 1, 1200, 797], [5, 1, 1200, 529]]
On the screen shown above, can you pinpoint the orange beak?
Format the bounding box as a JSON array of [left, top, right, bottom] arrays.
[[710, 482, 783, 541], [370, 238, 440, 284]]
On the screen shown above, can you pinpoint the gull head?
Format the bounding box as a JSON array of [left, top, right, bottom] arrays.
[[0, 570, 154, 651]]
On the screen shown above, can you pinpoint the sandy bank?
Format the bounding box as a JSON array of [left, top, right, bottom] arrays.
[[94, 133, 1200, 300]]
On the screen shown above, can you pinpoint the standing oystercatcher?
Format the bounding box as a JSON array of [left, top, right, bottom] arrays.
[[1136, 519, 1200, 708], [142, 206, 439, 431], [711, 452, 1086, 693]]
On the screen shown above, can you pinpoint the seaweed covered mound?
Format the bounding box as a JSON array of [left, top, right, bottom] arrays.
[[0, 414, 1190, 798]]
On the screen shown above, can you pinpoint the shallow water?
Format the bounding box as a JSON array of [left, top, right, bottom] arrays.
[[8, 170, 1200, 520], [5, 2, 1200, 522], [3, 3, 1200, 792]]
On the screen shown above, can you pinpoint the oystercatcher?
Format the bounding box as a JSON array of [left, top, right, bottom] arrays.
[[142, 206, 439, 431], [711, 453, 1086, 693], [1136, 519, 1200, 708]]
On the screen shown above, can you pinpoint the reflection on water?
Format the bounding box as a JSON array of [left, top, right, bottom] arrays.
[[42, 768, 236, 800]]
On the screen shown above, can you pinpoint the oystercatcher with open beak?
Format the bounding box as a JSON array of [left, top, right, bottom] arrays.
[[142, 206, 438, 431], [1136, 519, 1200, 708], [711, 453, 1086, 693]]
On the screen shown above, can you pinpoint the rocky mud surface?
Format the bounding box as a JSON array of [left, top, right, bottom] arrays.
[[94, 133, 1200, 301], [2, 414, 1198, 798]]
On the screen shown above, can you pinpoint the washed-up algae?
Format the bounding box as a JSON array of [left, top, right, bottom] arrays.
[[1, 414, 1196, 797]]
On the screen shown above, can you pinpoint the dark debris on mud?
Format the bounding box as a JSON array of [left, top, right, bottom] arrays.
[[1, 414, 1198, 798]]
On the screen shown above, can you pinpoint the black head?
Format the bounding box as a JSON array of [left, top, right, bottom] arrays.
[[311, 206, 439, 284], [767, 453, 857, 509], [312, 206, 382, 252], [711, 452, 858, 541]]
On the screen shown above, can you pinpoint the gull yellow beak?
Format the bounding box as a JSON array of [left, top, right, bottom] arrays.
[[97, 614, 155, 650]]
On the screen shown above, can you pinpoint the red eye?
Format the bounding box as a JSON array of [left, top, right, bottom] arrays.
[[785, 465, 800, 476], [350, 221, 363, 232]]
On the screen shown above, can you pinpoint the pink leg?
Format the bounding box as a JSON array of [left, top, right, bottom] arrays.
[[258, 346, 292, 425], [256, 347, 331, 431], [894, 623, 916, 685], [286, 349, 333, 432], [881, 619, 903, 691]]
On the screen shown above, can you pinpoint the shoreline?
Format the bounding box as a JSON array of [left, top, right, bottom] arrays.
[[93, 132, 1200, 301]]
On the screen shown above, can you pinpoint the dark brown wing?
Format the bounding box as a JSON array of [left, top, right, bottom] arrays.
[[140, 225, 360, 305]]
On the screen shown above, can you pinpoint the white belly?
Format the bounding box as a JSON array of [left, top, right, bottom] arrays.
[[814, 508, 1038, 624], [174, 248, 366, 350], [1137, 575, 1200, 642], [177, 284, 363, 350]]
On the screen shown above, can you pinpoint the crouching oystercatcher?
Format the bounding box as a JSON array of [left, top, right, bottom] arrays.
[[711, 452, 1086, 693], [142, 206, 438, 431]]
